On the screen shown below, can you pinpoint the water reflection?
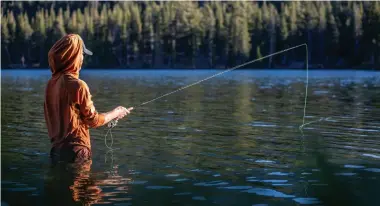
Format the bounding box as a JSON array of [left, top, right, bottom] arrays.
[[45, 154, 133, 206], [45, 160, 102, 206]]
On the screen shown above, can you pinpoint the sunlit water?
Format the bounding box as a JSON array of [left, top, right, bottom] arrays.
[[2, 69, 380, 206]]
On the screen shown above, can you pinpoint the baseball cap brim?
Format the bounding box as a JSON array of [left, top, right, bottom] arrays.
[[83, 43, 93, 56]]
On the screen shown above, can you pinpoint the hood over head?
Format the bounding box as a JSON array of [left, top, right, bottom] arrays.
[[48, 34, 92, 78]]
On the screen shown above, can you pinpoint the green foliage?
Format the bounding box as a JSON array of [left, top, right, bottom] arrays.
[[280, 4, 289, 41], [318, 2, 327, 32], [1, 1, 379, 69], [17, 12, 34, 41], [353, 2, 363, 38], [1, 12, 10, 44], [33, 10, 46, 38]]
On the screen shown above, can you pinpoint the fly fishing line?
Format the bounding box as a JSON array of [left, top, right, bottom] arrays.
[[104, 43, 312, 163]]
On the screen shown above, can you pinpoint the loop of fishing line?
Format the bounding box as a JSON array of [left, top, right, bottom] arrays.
[[104, 119, 117, 166]]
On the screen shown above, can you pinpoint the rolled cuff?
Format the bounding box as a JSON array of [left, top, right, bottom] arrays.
[[97, 113, 106, 127], [87, 113, 105, 128]]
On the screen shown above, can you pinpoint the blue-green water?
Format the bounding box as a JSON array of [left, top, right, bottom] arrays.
[[1, 69, 380, 206]]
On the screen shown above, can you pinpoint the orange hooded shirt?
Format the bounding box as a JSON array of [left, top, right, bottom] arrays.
[[44, 34, 105, 151]]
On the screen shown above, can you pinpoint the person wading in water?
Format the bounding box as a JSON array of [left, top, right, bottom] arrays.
[[44, 34, 133, 163]]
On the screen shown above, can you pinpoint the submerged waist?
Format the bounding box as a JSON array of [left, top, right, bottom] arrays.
[[50, 144, 92, 163], [50, 133, 91, 150]]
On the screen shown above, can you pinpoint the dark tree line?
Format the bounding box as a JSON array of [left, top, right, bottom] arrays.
[[1, 1, 380, 69]]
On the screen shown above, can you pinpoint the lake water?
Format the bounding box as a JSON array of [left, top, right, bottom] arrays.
[[1, 69, 380, 206]]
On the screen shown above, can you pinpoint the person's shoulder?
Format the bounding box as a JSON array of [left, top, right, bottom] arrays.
[[65, 76, 89, 91], [76, 79, 89, 89]]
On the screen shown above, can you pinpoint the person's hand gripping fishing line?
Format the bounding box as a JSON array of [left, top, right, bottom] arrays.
[[107, 106, 134, 128]]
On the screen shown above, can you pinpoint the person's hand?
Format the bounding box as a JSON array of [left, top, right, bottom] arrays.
[[114, 106, 133, 120]]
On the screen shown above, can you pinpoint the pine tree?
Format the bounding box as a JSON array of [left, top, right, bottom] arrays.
[[317, 2, 327, 63], [5, 11, 17, 65], [46, 7, 66, 54], [213, 2, 227, 65], [33, 10, 46, 37], [289, 1, 298, 36], [280, 4, 289, 43], [240, 15, 251, 61], [64, 5, 70, 23], [224, 2, 233, 67], [150, 2, 161, 67], [229, 2, 251, 62], [280, 3, 289, 64], [160, 1, 177, 67], [17, 13, 34, 44], [16, 12, 34, 66], [305, 2, 318, 63], [90, 2, 99, 21], [67, 10, 77, 33], [263, 4, 277, 68], [49, 5, 56, 28], [1, 12, 12, 65], [100, 3, 107, 26], [84, 6, 94, 38], [130, 3, 142, 62], [326, 4, 340, 65], [142, 3, 155, 67], [32, 9, 47, 66], [202, 3, 215, 67], [248, 2, 262, 64], [181, 1, 203, 68], [7, 11, 17, 43], [353, 2, 363, 56], [1, 14, 10, 44], [76, 9, 84, 35], [122, 5, 131, 67]]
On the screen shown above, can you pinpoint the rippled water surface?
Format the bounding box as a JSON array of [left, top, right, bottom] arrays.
[[2, 69, 380, 206]]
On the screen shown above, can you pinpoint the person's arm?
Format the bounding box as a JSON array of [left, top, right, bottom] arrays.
[[76, 82, 133, 128], [102, 109, 119, 125]]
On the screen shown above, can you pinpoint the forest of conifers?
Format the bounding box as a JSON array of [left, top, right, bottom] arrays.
[[1, 1, 380, 69]]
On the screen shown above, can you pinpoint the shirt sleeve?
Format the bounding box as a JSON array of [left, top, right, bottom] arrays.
[[77, 82, 105, 128]]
